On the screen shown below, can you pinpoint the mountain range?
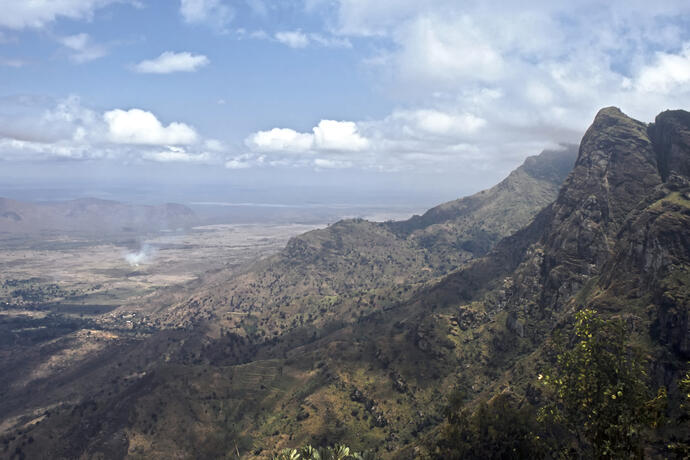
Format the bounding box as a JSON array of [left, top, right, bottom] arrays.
[[0, 108, 688, 459]]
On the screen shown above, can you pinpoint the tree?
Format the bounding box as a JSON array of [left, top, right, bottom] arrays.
[[434, 391, 544, 459], [538, 309, 666, 459], [667, 367, 690, 457]]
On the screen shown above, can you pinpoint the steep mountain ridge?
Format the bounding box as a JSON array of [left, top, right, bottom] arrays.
[[387, 147, 576, 261], [423, 107, 674, 315]]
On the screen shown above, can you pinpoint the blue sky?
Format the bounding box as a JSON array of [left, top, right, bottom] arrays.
[[1, 1, 690, 204]]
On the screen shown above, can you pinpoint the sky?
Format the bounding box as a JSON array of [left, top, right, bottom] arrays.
[[1, 0, 690, 205]]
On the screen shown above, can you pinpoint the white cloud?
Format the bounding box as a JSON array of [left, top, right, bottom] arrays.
[[104, 108, 198, 145], [275, 30, 309, 48], [392, 15, 505, 85], [133, 51, 209, 74], [246, 128, 313, 152], [246, 120, 369, 156], [0, 97, 225, 164], [180, 0, 233, 31], [59, 33, 107, 63], [312, 120, 368, 151], [635, 43, 690, 94], [391, 110, 486, 137], [0, 0, 126, 29]]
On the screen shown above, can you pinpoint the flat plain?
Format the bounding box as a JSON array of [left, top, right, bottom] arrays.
[[0, 223, 322, 321]]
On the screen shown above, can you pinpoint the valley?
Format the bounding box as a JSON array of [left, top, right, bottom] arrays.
[[0, 223, 322, 319]]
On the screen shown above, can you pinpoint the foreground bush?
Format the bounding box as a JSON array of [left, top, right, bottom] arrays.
[[272, 444, 375, 460]]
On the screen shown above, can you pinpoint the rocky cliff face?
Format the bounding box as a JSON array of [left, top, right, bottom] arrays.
[[538, 107, 663, 309], [420, 107, 688, 359], [532, 108, 688, 352], [649, 110, 690, 181]]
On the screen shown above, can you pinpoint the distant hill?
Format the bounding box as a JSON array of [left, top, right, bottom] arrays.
[[0, 197, 197, 235]]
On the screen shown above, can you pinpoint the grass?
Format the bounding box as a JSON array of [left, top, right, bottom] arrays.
[[651, 191, 690, 210]]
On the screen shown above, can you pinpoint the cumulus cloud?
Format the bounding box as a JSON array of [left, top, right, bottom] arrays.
[[133, 51, 209, 74], [0, 96, 222, 164], [104, 108, 198, 145], [59, 33, 107, 63], [313, 120, 368, 151], [180, 0, 234, 31], [247, 128, 313, 152], [246, 120, 369, 156], [0, 0, 125, 29]]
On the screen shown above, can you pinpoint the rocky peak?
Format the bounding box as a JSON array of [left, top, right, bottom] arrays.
[[649, 109, 690, 181], [491, 108, 666, 311], [554, 107, 661, 237]]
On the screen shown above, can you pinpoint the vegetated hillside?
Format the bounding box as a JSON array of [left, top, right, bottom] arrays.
[[0, 198, 197, 235], [3, 107, 688, 459], [155, 146, 576, 330], [387, 147, 577, 261]]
